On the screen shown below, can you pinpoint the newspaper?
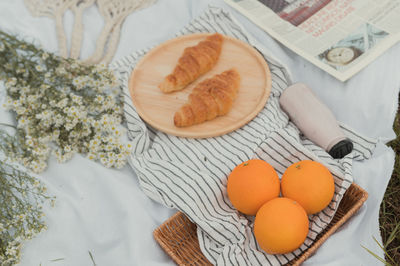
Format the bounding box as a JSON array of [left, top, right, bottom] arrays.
[[225, 0, 400, 81]]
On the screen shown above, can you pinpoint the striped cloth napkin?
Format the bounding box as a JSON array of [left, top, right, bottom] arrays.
[[110, 7, 377, 266]]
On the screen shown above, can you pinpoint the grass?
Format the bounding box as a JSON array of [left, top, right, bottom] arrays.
[[379, 102, 400, 264], [362, 236, 396, 266], [88, 251, 97, 266]]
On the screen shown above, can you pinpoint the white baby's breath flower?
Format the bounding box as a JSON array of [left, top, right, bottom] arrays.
[[41, 52, 49, 60], [100, 115, 110, 126], [31, 101, 40, 109], [87, 152, 97, 160], [65, 122, 74, 131], [61, 86, 70, 93], [12, 100, 20, 107], [68, 106, 77, 114], [5, 245, 17, 257], [25, 229, 33, 239], [16, 68, 25, 74], [40, 84, 50, 90], [95, 95, 104, 104], [100, 156, 108, 166], [35, 65, 44, 72], [36, 110, 51, 120], [33, 180, 40, 188], [89, 138, 100, 146], [99, 143, 106, 151], [27, 94, 38, 103], [55, 151, 74, 163], [86, 76, 95, 87], [4, 62, 12, 70], [6, 77, 17, 87], [114, 127, 124, 137], [72, 76, 86, 89], [2, 97, 13, 110], [105, 144, 114, 151], [17, 117, 28, 128], [25, 138, 35, 147], [93, 79, 101, 87], [111, 113, 122, 124], [116, 152, 124, 159], [115, 156, 127, 169], [9, 86, 18, 92], [21, 85, 30, 94], [56, 67, 66, 75], [38, 161, 47, 172], [107, 151, 116, 159], [95, 63, 107, 71], [126, 142, 133, 151], [105, 135, 115, 144], [64, 145, 72, 153], [57, 98, 68, 108], [92, 120, 101, 129], [111, 74, 117, 84], [53, 114, 64, 127], [52, 129, 60, 139], [81, 125, 91, 136], [72, 129, 81, 137], [30, 160, 46, 173], [15, 106, 27, 115], [71, 94, 82, 104], [107, 157, 115, 167], [38, 135, 52, 143]]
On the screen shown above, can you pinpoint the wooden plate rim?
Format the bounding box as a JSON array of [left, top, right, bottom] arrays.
[[128, 33, 272, 138]]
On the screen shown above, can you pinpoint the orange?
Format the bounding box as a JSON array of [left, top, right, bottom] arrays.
[[254, 197, 309, 254], [281, 160, 335, 214], [227, 159, 280, 215]]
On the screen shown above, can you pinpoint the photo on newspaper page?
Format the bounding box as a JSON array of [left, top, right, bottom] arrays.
[[225, 0, 400, 81]]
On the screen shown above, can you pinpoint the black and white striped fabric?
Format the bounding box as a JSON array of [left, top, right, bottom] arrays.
[[110, 7, 377, 266]]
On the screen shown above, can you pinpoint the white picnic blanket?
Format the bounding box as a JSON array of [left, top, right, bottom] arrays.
[[111, 6, 377, 265], [0, 0, 399, 265]]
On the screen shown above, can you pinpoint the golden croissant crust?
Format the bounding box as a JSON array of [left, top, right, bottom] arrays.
[[174, 69, 240, 127], [159, 33, 224, 93]]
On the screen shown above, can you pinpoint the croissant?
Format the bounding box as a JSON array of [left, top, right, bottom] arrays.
[[159, 33, 224, 93], [174, 69, 240, 127]]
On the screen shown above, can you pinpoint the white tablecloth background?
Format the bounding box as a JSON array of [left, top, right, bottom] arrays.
[[0, 0, 399, 265]]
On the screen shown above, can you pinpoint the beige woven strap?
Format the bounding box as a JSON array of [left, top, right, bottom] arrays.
[[70, 0, 96, 59], [24, 0, 155, 63], [101, 20, 123, 64], [84, 0, 155, 64], [100, 0, 155, 64], [24, 0, 77, 57]]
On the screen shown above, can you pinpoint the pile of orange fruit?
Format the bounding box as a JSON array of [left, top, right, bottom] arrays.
[[227, 159, 335, 254]]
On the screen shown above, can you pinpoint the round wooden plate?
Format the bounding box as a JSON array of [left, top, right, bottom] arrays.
[[129, 33, 271, 138]]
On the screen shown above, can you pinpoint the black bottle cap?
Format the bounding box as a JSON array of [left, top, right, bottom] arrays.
[[328, 139, 353, 159]]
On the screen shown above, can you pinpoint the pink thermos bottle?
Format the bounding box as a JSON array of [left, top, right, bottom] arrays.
[[279, 83, 353, 159]]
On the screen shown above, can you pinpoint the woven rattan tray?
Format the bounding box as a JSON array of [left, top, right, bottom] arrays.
[[154, 183, 368, 265]]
